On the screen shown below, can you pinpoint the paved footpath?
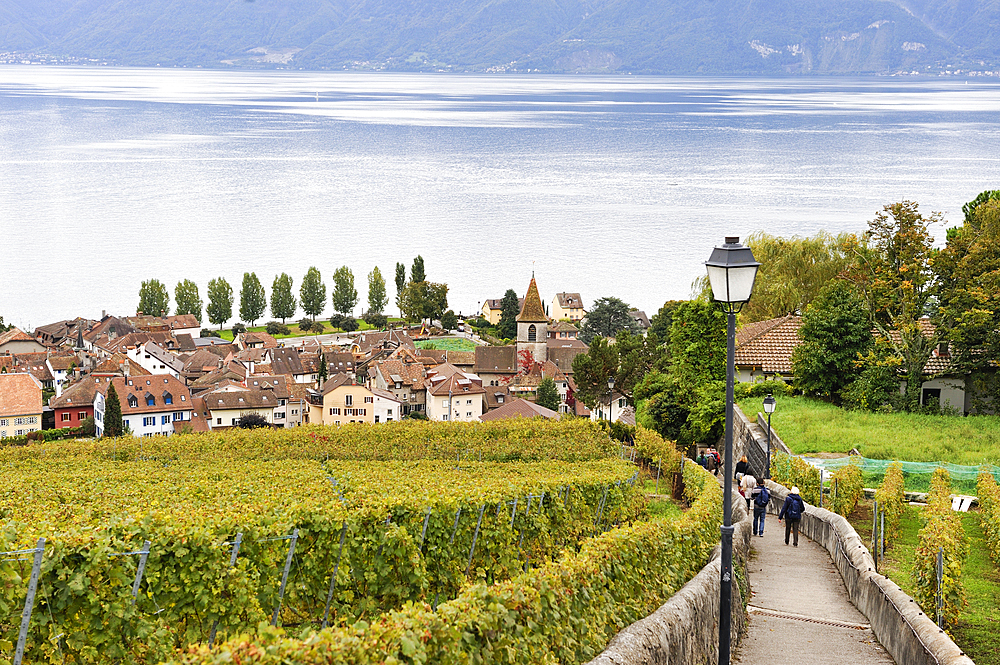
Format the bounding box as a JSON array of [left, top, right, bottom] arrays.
[[735, 512, 896, 665]]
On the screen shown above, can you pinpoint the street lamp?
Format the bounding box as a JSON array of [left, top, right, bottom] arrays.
[[607, 376, 615, 424], [763, 392, 776, 480], [705, 237, 760, 665]]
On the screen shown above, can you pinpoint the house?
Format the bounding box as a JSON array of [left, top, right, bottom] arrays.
[[236, 331, 279, 351], [551, 293, 586, 322], [271, 347, 319, 385], [546, 338, 588, 377], [589, 392, 629, 424], [425, 373, 486, 422], [34, 318, 95, 347], [308, 374, 400, 425], [0, 373, 43, 438], [629, 310, 651, 332], [480, 398, 561, 421], [481, 298, 522, 326], [0, 328, 46, 355], [201, 385, 283, 429], [82, 315, 137, 352], [548, 321, 579, 340], [734, 315, 803, 383], [351, 329, 415, 356], [127, 341, 183, 378], [10, 353, 55, 389], [371, 358, 428, 416], [47, 353, 82, 396], [93, 375, 194, 437], [164, 314, 202, 336], [50, 376, 109, 428]]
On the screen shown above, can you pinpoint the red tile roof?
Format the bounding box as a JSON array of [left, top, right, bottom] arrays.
[[480, 398, 560, 421], [734, 315, 802, 374], [0, 373, 43, 416]]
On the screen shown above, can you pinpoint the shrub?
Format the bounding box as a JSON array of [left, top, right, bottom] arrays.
[[977, 470, 1000, 566], [200, 328, 221, 338], [874, 462, 905, 541], [363, 312, 388, 329], [340, 317, 358, 332], [329, 313, 345, 329], [829, 457, 864, 517], [311, 321, 325, 334], [734, 378, 792, 400], [441, 310, 458, 330], [266, 321, 291, 336], [237, 413, 270, 429], [914, 467, 968, 628], [232, 322, 247, 335], [770, 452, 821, 505]]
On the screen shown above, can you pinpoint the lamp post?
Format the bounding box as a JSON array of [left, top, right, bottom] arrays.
[[763, 392, 776, 480], [705, 237, 760, 665], [607, 376, 615, 424]]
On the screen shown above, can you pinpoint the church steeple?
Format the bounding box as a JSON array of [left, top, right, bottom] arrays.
[[516, 276, 548, 364], [517, 277, 548, 323]]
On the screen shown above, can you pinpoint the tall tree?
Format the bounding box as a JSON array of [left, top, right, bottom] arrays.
[[571, 337, 620, 409], [206, 277, 234, 330], [104, 383, 123, 438], [318, 352, 328, 385], [791, 280, 873, 402], [239, 272, 266, 325], [648, 300, 685, 342], [174, 279, 203, 323], [332, 266, 359, 315], [578, 296, 640, 344], [497, 289, 520, 339], [395, 262, 406, 318], [847, 201, 941, 411], [300, 267, 326, 321], [270, 273, 297, 323], [400, 281, 449, 322], [411, 255, 426, 283], [367, 266, 388, 315], [536, 377, 560, 411], [138, 279, 169, 316]]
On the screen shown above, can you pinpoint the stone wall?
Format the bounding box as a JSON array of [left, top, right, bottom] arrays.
[[586, 484, 754, 665], [765, 481, 975, 665]]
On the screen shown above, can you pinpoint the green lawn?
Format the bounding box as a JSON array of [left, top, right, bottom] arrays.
[[415, 338, 476, 352], [849, 502, 1000, 665], [739, 396, 1000, 466], [216, 321, 376, 341]]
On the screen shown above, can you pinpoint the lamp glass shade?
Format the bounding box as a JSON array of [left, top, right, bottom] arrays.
[[763, 393, 776, 414], [704, 237, 761, 304], [608, 377, 615, 391]]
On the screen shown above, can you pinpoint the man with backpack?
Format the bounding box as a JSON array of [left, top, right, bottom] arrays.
[[778, 486, 805, 546], [750, 482, 769, 537]]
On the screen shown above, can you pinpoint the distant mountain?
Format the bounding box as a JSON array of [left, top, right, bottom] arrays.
[[1, 0, 998, 74]]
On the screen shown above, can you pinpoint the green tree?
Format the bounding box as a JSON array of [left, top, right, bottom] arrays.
[[648, 300, 684, 342], [300, 267, 326, 321], [318, 352, 328, 384], [239, 272, 266, 325], [847, 201, 941, 411], [367, 266, 388, 315], [138, 278, 169, 316], [579, 296, 640, 344], [332, 266, 359, 315], [0, 316, 9, 333], [536, 377, 560, 411], [411, 255, 426, 283], [103, 383, 123, 438], [174, 279, 203, 323], [271, 273, 297, 323], [792, 281, 873, 402], [497, 289, 520, 339], [571, 336, 619, 409], [441, 310, 458, 330], [206, 277, 234, 330], [400, 281, 448, 322], [395, 262, 406, 318]]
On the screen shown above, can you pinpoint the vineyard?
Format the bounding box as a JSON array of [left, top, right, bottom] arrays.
[[0, 421, 716, 665]]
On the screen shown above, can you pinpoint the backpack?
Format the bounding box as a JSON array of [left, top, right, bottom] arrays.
[[786, 495, 803, 520], [754, 486, 769, 508]]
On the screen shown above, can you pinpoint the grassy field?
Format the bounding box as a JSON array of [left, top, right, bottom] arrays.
[[416, 337, 477, 352], [216, 321, 377, 341], [849, 501, 1000, 665], [739, 396, 1000, 466]]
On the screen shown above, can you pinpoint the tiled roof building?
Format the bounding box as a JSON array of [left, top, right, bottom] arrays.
[[734, 315, 803, 379]]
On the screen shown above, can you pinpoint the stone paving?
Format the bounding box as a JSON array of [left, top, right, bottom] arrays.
[[734, 506, 896, 665]]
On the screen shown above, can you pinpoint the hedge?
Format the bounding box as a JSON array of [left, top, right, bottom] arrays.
[[874, 461, 906, 542], [913, 468, 968, 628]]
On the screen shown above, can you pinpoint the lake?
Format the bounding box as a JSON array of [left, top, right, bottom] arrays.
[[1, 67, 999, 330]]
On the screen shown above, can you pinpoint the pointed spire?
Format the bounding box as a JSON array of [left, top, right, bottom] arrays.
[[517, 277, 548, 323]]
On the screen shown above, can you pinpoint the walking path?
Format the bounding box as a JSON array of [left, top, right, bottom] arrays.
[[735, 510, 895, 665]]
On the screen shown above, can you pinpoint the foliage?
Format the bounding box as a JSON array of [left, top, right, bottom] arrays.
[[770, 452, 821, 505], [647, 300, 685, 343], [914, 468, 968, 628], [579, 296, 640, 344], [875, 462, 906, 541], [266, 321, 291, 336], [841, 340, 904, 412], [977, 470, 1000, 566], [0, 315, 9, 333], [340, 317, 358, 332], [104, 383, 123, 437], [299, 267, 326, 321], [332, 266, 359, 315], [199, 328, 221, 338], [828, 457, 864, 516], [298, 318, 313, 332], [138, 278, 170, 316], [239, 272, 266, 325], [441, 309, 458, 330], [206, 277, 234, 330], [411, 255, 426, 283], [174, 279, 203, 323], [733, 379, 792, 400], [270, 273, 297, 323], [497, 289, 520, 340], [571, 336, 618, 409], [535, 377, 560, 411], [236, 413, 270, 429], [400, 281, 449, 322], [311, 321, 326, 334], [363, 311, 388, 329], [846, 201, 942, 411], [394, 263, 406, 317], [232, 322, 246, 335], [367, 266, 388, 315], [792, 280, 873, 402]]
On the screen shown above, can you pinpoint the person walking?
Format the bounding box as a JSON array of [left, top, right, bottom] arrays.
[[705, 450, 718, 476], [778, 486, 805, 546], [750, 481, 769, 536], [740, 473, 757, 513], [734, 455, 749, 482]]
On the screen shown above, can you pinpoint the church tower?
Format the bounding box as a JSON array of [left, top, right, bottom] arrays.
[[516, 276, 548, 364]]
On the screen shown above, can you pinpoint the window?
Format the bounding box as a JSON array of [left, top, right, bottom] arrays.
[[161, 415, 170, 424], [173, 412, 184, 421], [146, 394, 155, 406], [442, 399, 449, 408], [467, 399, 472, 404], [466, 412, 472, 417], [364, 396, 373, 404], [164, 393, 173, 405], [62, 413, 71, 422], [360, 408, 366, 416], [231, 418, 237, 426], [922, 388, 942, 407], [275, 412, 285, 420], [143, 416, 155, 427], [124, 419, 130, 429], [387, 409, 393, 416], [128, 395, 138, 408], [618, 398, 626, 409], [78, 411, 87, 420], [528, 324, 536, 342], [217, 418, 222, 425], [291, 409, 298, 415], [345, 395, 353, 406], [442, 414, 449, 421], [375, 415, 380, 423], [0, 419, 7, 427], [278, 399, 286, 406]]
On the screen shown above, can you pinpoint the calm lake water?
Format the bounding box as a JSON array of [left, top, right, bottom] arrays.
[[1, 67, 999, 329]]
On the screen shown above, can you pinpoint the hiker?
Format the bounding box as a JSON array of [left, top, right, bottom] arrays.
[[709, 448, 721, 476], [740, 473, 757, 513], [705, 450, 718, 475], [778, 486, 805, 546], [751, 482, 769, 537], [734, 455, 749, 481], [697, 451, 708, 469]]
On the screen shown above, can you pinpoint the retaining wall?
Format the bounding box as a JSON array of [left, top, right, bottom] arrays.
[[587, 484, 753, 665]]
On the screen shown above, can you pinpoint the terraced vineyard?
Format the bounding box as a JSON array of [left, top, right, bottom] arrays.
[[0, 421, 721, 665]]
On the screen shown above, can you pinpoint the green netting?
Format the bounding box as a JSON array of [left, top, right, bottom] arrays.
[[800, 456, 1000, 495]]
